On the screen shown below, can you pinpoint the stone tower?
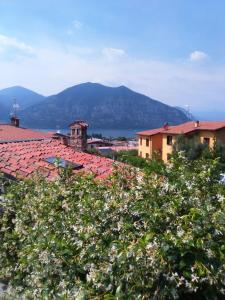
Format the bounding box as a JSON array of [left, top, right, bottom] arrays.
[[69, 120, 89, 152]]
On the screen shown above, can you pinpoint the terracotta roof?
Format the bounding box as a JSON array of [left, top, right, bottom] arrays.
[[0, 125, 53, 143], [137, 121, 225, 136], [0, 139, 114, 180], [137, 128, 163, 136]]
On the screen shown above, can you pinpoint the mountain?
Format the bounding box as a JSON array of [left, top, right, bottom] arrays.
[[0, 86, 45, 121], [0, 100, 8, 122], [19, 83, 189, 129]]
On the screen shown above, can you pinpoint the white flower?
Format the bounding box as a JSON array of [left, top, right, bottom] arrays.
[[191, 274, 199, 283], [62, 201, 69, 211]]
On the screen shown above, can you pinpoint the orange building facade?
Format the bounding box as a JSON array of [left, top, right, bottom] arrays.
[[137, 121, 225, 163]]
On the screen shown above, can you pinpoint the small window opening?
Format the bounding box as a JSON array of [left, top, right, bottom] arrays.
[[167, 135, 173, 145], [203, 137, 210, 145]]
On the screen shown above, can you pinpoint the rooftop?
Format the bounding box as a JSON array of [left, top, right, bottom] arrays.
[[137, 121, 225, 136], [0, 139, 114, 180], [0, 124, 53, 143]]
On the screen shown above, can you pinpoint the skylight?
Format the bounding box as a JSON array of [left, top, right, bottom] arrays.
[[45, 157, 83, 170]]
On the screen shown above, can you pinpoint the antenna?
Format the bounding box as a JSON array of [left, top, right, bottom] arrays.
[[12, 98, 20, 118], [184, 104, 192, 120], [56, 125, 61, 134]]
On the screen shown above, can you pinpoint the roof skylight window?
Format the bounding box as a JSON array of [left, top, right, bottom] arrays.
[[45, 157, 83, 170]]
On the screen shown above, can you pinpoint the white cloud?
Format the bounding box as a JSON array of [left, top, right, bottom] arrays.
[[102, 47, 126, 61], [189, 50, 208, 62], [0, 42, 224, 112], [0, 34, 33, 54]]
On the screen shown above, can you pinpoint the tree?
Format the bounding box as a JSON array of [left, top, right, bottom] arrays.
[[173, 135, 225, 171], [108, 149, 165, 173], [173, 135, 209, 160]]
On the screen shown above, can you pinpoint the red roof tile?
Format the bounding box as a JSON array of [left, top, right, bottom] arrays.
[[0, 139, 114, 180], [0, 124, 53, 143], [137, 121, 225, 136]]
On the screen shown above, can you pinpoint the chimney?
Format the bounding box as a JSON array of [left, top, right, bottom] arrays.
[[61, 136, 69, 146], [69, 120, 89, 152], [195, 120, 200, 128], [163, 122, 169, 130], [10, 116, 20, 127]]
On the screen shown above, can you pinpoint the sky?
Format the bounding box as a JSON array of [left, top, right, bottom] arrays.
[[0, 0, 225, 113]]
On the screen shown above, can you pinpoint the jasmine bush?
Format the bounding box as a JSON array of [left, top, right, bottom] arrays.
[[0, 154, 224, 299]]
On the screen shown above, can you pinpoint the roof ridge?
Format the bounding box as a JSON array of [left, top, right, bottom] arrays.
[[137, 120, 225, 136]]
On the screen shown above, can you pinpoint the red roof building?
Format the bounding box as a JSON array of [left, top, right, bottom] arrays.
[[0, 124, 53, 143], [0, 139, 114, 180], [0, 123, 115, 181], [137, 121, 225, 136], [137, 121, 225, 163]]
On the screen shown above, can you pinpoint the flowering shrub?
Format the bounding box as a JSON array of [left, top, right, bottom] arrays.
[[0, 155, 224, 299]]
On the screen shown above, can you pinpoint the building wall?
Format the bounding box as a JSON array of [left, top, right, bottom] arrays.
[[215, 128, 225, 144], [198, 130, 216, 148], [138, 127, 225, 163], [138, 136, 152, 159], [138, 133, 176, 162], [162, 134, 176, 163], [151, 134, 163, 159]]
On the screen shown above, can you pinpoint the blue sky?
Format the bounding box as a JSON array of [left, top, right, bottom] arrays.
[[0, 0, 225, 113]]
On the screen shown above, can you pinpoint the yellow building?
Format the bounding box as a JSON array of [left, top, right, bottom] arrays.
[[137, 121, 225, 163]]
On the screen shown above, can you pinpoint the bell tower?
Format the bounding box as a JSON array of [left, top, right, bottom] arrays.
[[69, 120, 89, 152]]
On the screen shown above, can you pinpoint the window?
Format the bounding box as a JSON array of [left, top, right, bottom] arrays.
[[45, 157, 83, 170], [146, 138, 149, 147], [146, 153, 149, 159], [203, 137, 210, 146], [140, 151, 142, 157], [77, 129, 81, 135], [140, 137, 142, 146], [167, 135, 173, 145]]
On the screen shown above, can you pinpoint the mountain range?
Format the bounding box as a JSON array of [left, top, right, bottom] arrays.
[[0, 86, 45, 121], [0, 83, 190, 129]]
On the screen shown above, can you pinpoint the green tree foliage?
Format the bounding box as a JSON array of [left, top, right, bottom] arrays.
[[173, 135, 209, 160], [0, 155, 225, 299], [173, 135, 225, 170], [108, 150, 165, 173], [110, 149, 148, 168]]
